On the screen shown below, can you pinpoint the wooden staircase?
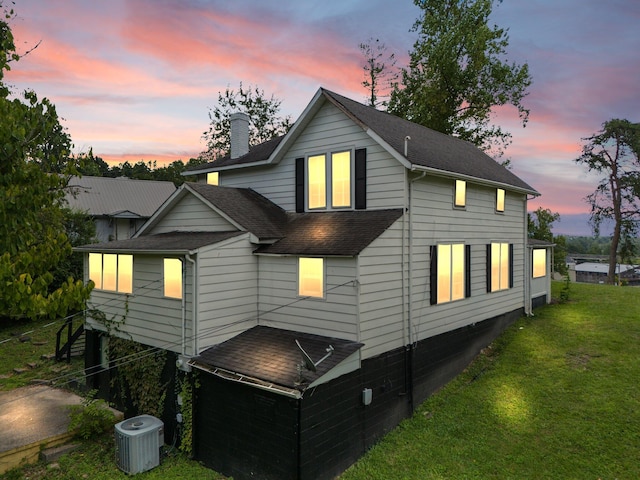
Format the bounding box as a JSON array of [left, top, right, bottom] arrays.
[[55, 318, 85, 363]]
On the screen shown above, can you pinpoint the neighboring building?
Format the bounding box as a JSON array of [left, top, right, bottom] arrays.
[[574, 262, 640, 285], [66, 176, 175, 242], [77, 88, 550, 480]]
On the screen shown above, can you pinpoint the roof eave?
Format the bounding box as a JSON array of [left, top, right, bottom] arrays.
[[410, 164, 540, 196]]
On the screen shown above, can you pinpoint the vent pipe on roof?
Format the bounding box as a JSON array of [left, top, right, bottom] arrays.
[[230, 112, 250, 159], [404, 136, 411, 157]]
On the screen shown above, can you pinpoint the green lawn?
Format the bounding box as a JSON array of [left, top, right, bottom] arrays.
[[2, 282, 639, 479], [341, 282, 640, 479]]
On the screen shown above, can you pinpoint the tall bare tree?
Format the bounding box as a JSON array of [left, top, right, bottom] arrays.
[[359, 38, 398, 108], [576, 119, 640, 284]]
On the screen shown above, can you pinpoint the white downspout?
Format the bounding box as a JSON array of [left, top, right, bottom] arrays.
[[185, 254, 197, 355], [524, 198, 532, 316]]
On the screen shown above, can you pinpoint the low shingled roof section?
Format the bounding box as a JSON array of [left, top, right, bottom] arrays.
[[322, 89, 538, 194], [74, 231, 244, 253], [187, 136, 284, 172], [187, 183, 288, 240], [256, 209, 404, 256], [191, 326, 364, 392]]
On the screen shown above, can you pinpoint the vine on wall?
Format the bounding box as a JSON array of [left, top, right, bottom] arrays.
[[108, 337, 168, 418], [178, 370, 199, 456]]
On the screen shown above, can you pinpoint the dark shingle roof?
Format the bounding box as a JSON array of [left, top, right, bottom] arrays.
[[322, 89, 537, 193], [185, 136, 284, 174], [187, 183, 288, 240], [75, 231, 244, 253], [256, 209, 403, 256], [185, 88, 537, 194], [191, 326, 363, 393]]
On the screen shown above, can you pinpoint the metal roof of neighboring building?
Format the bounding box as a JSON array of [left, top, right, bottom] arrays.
[[65, 176, 176, 218]]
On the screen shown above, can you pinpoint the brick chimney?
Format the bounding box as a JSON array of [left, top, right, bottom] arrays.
[[230, 112, 250, 159]]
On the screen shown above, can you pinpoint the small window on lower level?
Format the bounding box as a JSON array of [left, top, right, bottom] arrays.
[[298, 257, 324, 298], [532, 249, 546, 278], [164, 258, 183, 299]]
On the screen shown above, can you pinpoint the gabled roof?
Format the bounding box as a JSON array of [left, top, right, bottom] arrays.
[[184, 88, 537, 195], [65, 176, 176, 217], [74, 231, 244, 254], [190, 326, 363, 396], [187, 183, 288, 241], [256, 209, 403, 256]]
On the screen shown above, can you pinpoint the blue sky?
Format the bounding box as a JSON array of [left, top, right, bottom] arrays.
[[5, 0, 640, 234]]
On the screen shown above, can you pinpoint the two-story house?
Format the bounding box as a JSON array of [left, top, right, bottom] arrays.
[[77, 88, 550, 480]]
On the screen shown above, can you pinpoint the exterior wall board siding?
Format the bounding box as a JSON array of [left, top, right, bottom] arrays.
[[408, 176, 526, 344], [220, 101, 406, 211], [195, 237, 259, 351], [86, 254, 193, 354], [257, 256, 358, 339], [149, 194, 236, 234], [358, 221, 406, 358]]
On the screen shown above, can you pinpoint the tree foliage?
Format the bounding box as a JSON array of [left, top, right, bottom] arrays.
[[388, 0, 531, 158], [201, 83, 292, 161], [575, 118, 640, 283], [359, 37, 398, 108], [0, 3, 92, 320]]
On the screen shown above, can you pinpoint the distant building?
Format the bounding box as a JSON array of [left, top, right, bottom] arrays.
[[65, 176, 175, 242], [574, 262, 640, 285]]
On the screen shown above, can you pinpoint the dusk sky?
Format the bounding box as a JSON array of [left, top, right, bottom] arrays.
[[5, 0, 640, 235]]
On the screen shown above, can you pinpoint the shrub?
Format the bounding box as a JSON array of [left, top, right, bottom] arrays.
[[68, 391, 117, 440]]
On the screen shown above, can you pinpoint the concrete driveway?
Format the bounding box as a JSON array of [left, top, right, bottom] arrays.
[[0, 385, 83, 473]]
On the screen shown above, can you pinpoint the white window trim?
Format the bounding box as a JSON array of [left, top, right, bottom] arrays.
[[89, 253, 133, 294], [298, 257, 325, 299], [454, 180, 466, 208], [306, 149, 354, 211], [437, 243, 466, 304]]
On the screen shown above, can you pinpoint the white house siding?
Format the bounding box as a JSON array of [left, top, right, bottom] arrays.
[[86, 254, 194, 355], [409, 175, 526, 341], [218, 101, 407, 211], [149, 194, 236, 234], [194, 235, 259, 353], [256, 255, 359, 339], [357, 219, 406, 358]]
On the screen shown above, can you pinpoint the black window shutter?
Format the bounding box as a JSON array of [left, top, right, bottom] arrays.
[[295, 157, 305, 213], [509, 243, 514, 288], [465, 244, 471, 298], [486, 244, 492, 293], [354, 148, 367, 210], [430, 245, 438, 305]]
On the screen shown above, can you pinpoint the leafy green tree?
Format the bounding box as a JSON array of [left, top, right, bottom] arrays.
[[0, 4, 92, 320], [359, 37, 398, 108], [388, 0, 531, 158], [201, 83, 293, 161], [575, 119, 640, 283]]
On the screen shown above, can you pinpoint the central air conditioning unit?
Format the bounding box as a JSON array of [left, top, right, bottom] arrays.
[[114, 414, 164, 475]]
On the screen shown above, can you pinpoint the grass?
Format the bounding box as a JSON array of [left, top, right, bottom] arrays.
[[2, 282, 639, 479], [341, 282, 640, 480], [0, 316, 85, 391]]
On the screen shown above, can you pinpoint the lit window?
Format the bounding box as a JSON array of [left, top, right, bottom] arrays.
[[455, 180, 466, 207], [89, 253, 133, 293], [89, 253, 103, 289], [331, 151, 351, 208], [164, 258, 183, 298], [308, 155, 326, 209], [207, 172, 219, 185], [298, 257, 324, 298], [532, 249, 546, 278], [496, 189, 505, 212], [490, 243, 510, 292], [307, 151, 352, 210], [437, 244, 466, 303]]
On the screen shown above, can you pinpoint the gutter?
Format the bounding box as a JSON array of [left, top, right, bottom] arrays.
[[410, 164, 539, 197]]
